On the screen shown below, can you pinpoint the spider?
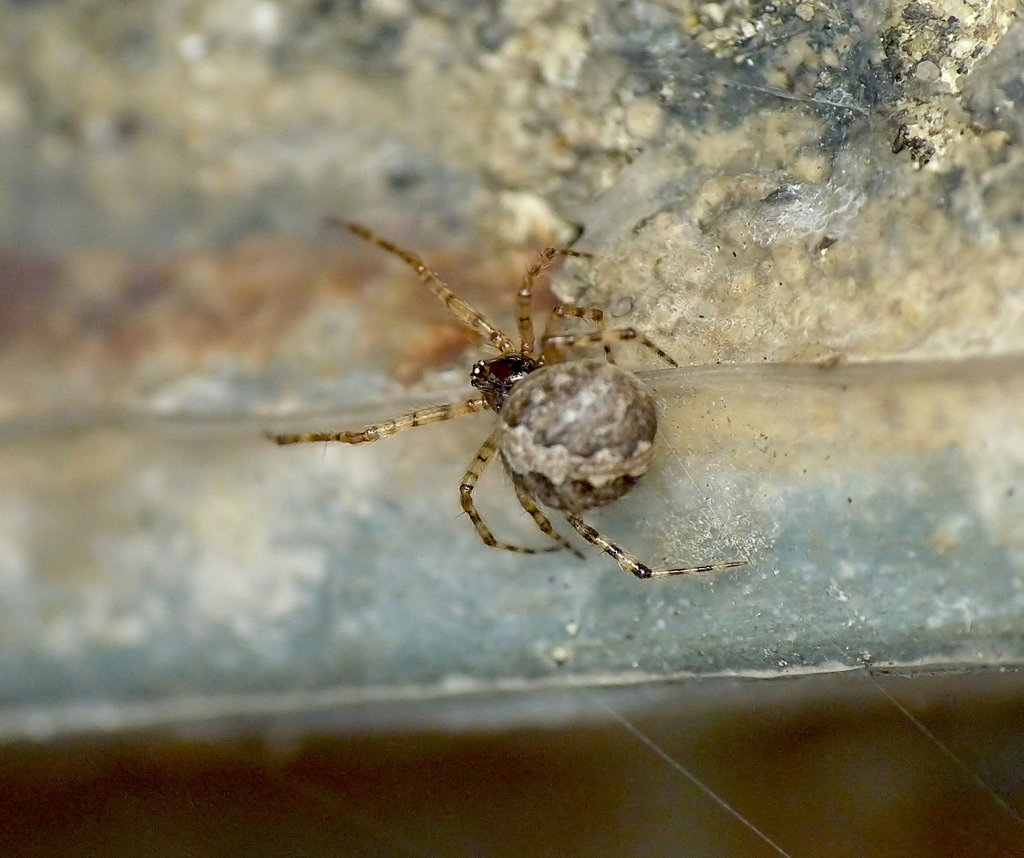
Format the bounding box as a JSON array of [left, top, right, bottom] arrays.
[[270, 220, 747, 580]]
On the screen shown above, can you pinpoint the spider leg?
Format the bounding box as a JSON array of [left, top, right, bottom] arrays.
[[542, 303, 603, 336], [269, 396, 489, 445], [512, 481, 584, 558], [564, 514, 747, 580], [517, 247, 592, 357], [541, 303, 612, 364], [544, 326, 679, 367], [460, 431, 562, 554], [331, 218, 516, 354]]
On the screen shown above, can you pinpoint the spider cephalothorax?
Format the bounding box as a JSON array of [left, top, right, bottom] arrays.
[[471, 353, 539, 412], [270, 221, 745, 580]]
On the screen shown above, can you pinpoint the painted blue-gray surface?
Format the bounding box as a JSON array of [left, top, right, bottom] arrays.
[[1, 357, 1021, 737]]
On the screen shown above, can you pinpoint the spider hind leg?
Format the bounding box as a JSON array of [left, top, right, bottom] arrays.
[[460, 432, 562, 555], [564, 514, 747, 580], [513, 481, 584, 558]]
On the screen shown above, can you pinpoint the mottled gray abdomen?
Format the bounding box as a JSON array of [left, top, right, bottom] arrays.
[[497, 358, 658, 512]]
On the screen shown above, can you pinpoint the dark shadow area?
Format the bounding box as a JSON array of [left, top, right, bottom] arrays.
[[2, 668, 1022, 857]]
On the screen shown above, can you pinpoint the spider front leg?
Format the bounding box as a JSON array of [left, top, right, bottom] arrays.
[[540, 303, 611, 363], [460, 431, 562, 555], [543, 324, 679, 368], [330, 218, 517, 354], [564, 515, 747, 580], [269, 396, 489, 445], [517, 248, 592, 357]]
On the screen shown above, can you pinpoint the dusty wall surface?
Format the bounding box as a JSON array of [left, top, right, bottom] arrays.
[[1, 0, 1023, 738]]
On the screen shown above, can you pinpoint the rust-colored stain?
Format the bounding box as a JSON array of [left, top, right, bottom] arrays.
[[0, 252, 65, 340], [101, 236, 340, 364], [0, 231, 568, 414], [392, 323, 478, 386], [0, 237, 331, 363]]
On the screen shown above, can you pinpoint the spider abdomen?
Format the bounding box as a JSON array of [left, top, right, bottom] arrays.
[[498, 358, 658, 512]]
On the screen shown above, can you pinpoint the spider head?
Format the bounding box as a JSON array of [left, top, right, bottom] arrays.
[[471, 353, 540, 412]]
